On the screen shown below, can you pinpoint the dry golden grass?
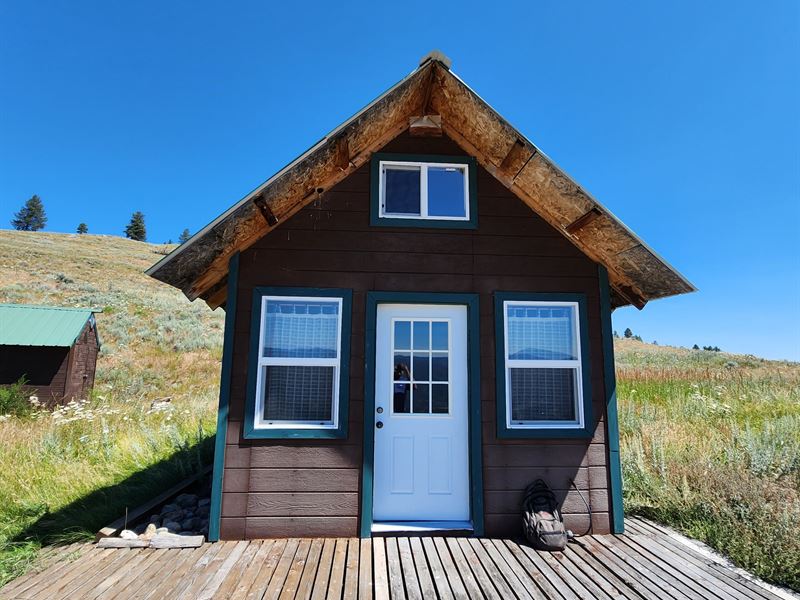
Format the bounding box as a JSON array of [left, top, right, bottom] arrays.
[[616, 338, 800, 589]]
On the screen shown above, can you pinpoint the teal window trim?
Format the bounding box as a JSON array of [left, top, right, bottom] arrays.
[[360, 291, 484, 537], [208, 252, 240, 542], [599, 266, 625, 533], [494, 291, 594, 439], [243, 286, 352, 440], [369, 153, 478, 229]]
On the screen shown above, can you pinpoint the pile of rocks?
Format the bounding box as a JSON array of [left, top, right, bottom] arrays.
[[99, 493, 211, 549], [140, 493, 211, 538]]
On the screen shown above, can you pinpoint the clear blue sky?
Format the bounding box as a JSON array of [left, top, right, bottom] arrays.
[[1, 1, 798, 360]]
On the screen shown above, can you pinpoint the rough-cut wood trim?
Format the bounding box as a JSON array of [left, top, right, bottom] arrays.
[[148, 60, 694, 309], [181, 66, 433, 301], [439, 120, 651, 309]]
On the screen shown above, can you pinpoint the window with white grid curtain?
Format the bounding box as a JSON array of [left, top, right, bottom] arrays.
[[501, 300, 585, 429], [254, 295, 344, 429]]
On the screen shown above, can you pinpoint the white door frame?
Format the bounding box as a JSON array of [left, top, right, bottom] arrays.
[[360, 292, 484, 537]]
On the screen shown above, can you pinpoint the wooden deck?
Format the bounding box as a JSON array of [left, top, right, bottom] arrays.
[[1, 518, 790, 600]]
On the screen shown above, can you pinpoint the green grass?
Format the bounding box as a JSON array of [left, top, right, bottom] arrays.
[[0, 231, 223, 586], [617, 339, 800, 590]]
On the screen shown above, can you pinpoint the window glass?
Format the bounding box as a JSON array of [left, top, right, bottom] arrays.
[[394, 320, 411, 350], [431, 321, 448, 350], [506, 305, 577, 360], [263, 300, 339, 358], [509, 368, 576, 421], [391, 319, 450, 415], [384, 165, 421, 214], [428, 166, 466, 217], [502, 301, 583, 429], [263, 365, 334, 422], [255, 295, 345, 430]]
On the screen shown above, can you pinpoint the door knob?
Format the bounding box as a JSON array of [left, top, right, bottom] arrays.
[[376, 421, 384, 429]]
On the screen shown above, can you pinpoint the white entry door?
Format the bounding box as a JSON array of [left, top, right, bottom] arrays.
[[372, 303, 470, 523]]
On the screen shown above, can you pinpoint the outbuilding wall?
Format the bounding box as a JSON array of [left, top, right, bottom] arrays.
[[220, 132, 611, 539], [0, 321, 99, 406]]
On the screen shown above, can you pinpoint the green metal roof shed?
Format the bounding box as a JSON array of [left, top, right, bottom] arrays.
[[0, 303, 102, 405], [0, 304, 101, 347]]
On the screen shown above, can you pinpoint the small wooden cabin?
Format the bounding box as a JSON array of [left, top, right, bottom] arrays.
[[148, 52, 694, 541], [0, 304, 100, 406]]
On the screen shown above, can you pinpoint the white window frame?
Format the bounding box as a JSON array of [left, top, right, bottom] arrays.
[[502, 300, 585, 430], [253, 295, 344, 430], [378, 160, 470, 221]]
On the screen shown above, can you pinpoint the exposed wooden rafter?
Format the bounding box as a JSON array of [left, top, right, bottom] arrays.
[[565, 207, 603, 235]]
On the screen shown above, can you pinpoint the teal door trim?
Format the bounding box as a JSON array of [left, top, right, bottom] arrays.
[[208, 252, 240, 542], [599, 265, 625, 533], [360, 291, 484, 537]]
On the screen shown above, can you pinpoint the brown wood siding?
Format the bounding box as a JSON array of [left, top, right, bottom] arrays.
[[220, 131, 611, 539], [64, 323, 99, 401], [0, 345, 70, 405]]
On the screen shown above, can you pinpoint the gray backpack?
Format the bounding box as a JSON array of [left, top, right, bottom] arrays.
[[522, 479, 568, 551]]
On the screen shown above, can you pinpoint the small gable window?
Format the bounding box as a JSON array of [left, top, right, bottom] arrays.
[[371, 154, 477, 229], [494, 293, 593, 438], [244, 287, 352, 439]]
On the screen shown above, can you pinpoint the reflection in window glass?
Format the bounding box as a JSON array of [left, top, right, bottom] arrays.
[[394, 321, 411, 350], [502, 301, 583, 428], [263, 300, 339, 358], [412, 353, 429, 382], [506, 305, 577, 360], [413, 384, 430, 413], [432, 384, 449, 414], [431, 321, 448, 350], [431, 353, 448, 381], [384, 166, 420, 214], [427, 167, 466, 217], [413, 321, 429, 350]]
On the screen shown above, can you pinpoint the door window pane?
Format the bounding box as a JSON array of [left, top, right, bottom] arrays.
[[393, 353, 411, 382], [427, 166, 466, 217], [263, 365, 334, 421], [509, 368, 576, 421], [413, 384, 430, 413], [431, 321, 448, 350], [431, 353, 448, 381], [393, 381, 411, 413], [384, 165, 421, 214], [394, 320, 411, 350], [412, 353, 429, 382], [263, 300, 339, 358], [432, 384, 449, 414], [413, 321, 429, 350]]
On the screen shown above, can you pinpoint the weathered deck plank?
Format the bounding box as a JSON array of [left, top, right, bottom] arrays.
[[0, 520, 790, 600]]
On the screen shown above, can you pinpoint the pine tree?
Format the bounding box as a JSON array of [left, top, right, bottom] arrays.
[[178, 228, 191, 243], [77, 223, 88, 234], [692, 344, 699, 350], [11, 195, 47, 231], [124, 211, 147, 241], [623, 328, 633, 339]]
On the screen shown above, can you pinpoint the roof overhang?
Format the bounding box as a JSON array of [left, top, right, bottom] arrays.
[[147, 52, 695, 310]]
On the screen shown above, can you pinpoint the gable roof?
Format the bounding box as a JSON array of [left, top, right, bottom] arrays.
[[147, 51, 695, 310], [0, 304, 100, 347]]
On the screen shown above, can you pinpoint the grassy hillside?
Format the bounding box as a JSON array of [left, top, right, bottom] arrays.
[[616, 339, 800, 588], [0, 230, 797, 589], [0, 230, 223, 585]]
